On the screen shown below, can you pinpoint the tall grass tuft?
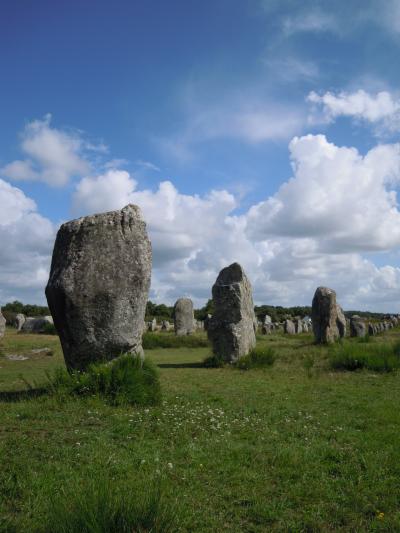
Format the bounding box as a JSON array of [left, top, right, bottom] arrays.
[[142, 332, 209, 349], [330, 341, 400, 372], [236, 346, 276, 370], [40, 477, 176, 533], [203, 353, 225, 368], [47, 354, 161, 406]]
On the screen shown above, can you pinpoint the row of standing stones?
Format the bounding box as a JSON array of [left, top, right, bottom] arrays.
[[0, 205, 398, 370]]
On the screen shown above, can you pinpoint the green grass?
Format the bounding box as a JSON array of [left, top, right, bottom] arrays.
[[39, 477, 176, 533], [330, 340, 400, 372], [142, 331, 209, 349], [46, 354, 162, 406], [236, 346, 276, 370], [1, 327, 400, 530]]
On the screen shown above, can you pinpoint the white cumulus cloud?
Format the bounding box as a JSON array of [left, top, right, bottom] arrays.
[[307, 90, 400, 133], [0, 178, 55, 304], [0, 115, 97, 186]]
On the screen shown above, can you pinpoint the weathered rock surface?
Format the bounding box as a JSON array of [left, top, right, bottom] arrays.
[[161, 320, 171, 331], [312, 287, 345, 344], [45, 204, 152, 371], [207, 263, 256, 362], [284, 319, 295, 335], [173, 298, 194, 336], [350, 316, 366, 337], [0, 308, 6, 339]]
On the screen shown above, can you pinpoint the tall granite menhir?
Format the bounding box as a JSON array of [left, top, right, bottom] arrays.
[[312, 286, 346, 344], [46, 205, 152, 371], [208, 263, 256, 362], [173, 298, 194, 336]]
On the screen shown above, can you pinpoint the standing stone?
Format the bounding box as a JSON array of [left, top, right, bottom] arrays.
[[336, 305, 347, 338], [148, 318, 157, 332], [45, 204, 151, 371], [0, 308, 6, 339], [284, 319, 295, 335], [207, 263, 256, 363], [261, 323, 272, 335], [312, 287, 345, 344], [161, 320, 171, 331], [368, 323, 375, 336], [350, 316, 366, 337], [173, 298, 194, 336], [21, 316, 53, 333], [15, 313, 26, 331], [295, 319, 303, 334], [302, 321, 309, 333], [263, 314, 272, 325]]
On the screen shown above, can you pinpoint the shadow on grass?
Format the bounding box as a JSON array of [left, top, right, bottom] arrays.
[[0, 387, 48, 402], [157, 362, 205, 369]]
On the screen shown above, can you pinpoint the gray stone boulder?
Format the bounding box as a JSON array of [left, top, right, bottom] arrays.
[[284, 319, 295, 335], [207, 263, 256, 363], [350, 316, 366, 337], [368, 323, 375, 336], [45, 204, 152, 371], [0, 308, 6, 339], [21, 316, 53, 333], [311, 287, 345, 344], [173, 298, 194, 336]]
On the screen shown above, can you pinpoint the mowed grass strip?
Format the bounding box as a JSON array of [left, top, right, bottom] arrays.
[[0, 327, 400, 530]]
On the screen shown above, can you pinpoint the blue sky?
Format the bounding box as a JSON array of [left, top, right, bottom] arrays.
[[2, 0, 400, 311]]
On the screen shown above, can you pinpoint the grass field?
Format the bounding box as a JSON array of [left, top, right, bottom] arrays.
[[1, 327, 400, 531]]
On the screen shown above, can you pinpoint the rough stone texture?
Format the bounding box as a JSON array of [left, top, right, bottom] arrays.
[[263, 314, 272, 325], [311, 287, 345, 344], [21, 316, 53, 333], [45, 204, 152, 371], [284, 319, 295, 335], [302, 322, 309, 333], [0, 308, 6, 339], [161, 320, 171, 331], [15, 313, 26, 331], [368, 323, 375, 336], [350, 316, 367, 337], [207, 263, 256, 363], [173, 298, 194, 336]]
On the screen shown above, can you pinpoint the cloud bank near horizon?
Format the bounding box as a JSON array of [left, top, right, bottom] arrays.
[[2, 101, 400, 312]]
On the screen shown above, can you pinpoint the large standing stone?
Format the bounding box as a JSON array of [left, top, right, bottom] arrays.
[[312, 287, 345, 344], [173, 298, 194, 336], [207, 263, 256, 363], [350, 316, 366, 337], [0, 308, 6, 339], [284, 319, 295, 335], [45, 204, 152, 371]]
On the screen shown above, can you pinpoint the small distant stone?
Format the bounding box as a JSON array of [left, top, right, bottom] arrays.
[[5, 354, 29, 361]]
